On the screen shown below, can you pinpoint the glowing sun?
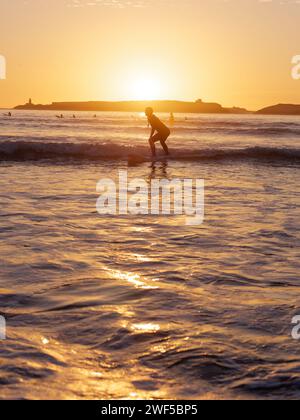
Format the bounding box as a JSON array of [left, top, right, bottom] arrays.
[[131, 77, 161, 100]]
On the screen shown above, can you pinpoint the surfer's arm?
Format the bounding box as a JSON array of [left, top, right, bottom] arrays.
[[149, 127, 155, 139]]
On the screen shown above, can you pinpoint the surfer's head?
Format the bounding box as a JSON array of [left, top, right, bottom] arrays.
[[145, 107, 154, 117]]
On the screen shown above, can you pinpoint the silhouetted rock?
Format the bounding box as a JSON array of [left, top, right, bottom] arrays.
[[14, 100, 249, 114], [257, 104, 300, 115]]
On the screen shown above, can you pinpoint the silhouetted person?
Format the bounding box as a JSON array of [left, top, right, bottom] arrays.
[[4, 112, 11, 117], [169, 112, 175, 126], [145, 107, 170, 157]]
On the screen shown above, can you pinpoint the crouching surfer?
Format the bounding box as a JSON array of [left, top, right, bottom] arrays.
[[145, 107, 171, 158]]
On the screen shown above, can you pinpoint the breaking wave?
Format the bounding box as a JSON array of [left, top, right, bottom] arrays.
[[0, 140, 300, 164]]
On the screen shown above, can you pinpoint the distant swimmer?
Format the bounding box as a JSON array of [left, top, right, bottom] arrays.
[[169, 112, 175, 126], [72, 115, 76, 119], [145, 107, 170, 157], [56, 114, 64, 119], [3, 112, 12, 117]]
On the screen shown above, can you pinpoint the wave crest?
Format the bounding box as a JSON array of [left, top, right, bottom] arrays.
[[0, 140, 299, 164]]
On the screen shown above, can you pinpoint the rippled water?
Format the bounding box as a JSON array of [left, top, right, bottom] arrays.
[[0, 111, 300, 399]]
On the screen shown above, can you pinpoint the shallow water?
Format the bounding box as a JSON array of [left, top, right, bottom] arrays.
[[0, 112, 300, 399]]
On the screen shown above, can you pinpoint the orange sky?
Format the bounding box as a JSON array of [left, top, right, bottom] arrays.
[[0, 0, 299, 110]]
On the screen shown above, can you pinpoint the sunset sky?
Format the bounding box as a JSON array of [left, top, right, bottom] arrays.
[[0, 0, 299, 109]]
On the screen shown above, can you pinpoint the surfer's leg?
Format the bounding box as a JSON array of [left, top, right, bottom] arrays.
[[160, 133, 170, 156], [149, 133, 160, 157], [149, 138, 156, 156], [160, 140, 169, 155]]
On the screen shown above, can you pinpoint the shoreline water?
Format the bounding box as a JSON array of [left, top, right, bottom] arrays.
[[0, 112, 299, 399]]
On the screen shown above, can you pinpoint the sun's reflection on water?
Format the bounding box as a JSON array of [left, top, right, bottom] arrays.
[[132, 253, 152, 262], [131, 323, 161, 333], [130, 226, 153, 233], [105, 268, 159, 290]]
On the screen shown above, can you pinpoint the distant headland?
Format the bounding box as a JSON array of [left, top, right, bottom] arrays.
[[14, 99, 249, 114], [256, 104, 300, 115], [13, 99, 300, 116]]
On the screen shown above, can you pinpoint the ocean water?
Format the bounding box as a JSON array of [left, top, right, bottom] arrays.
[[0, 110, 300, 400]]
